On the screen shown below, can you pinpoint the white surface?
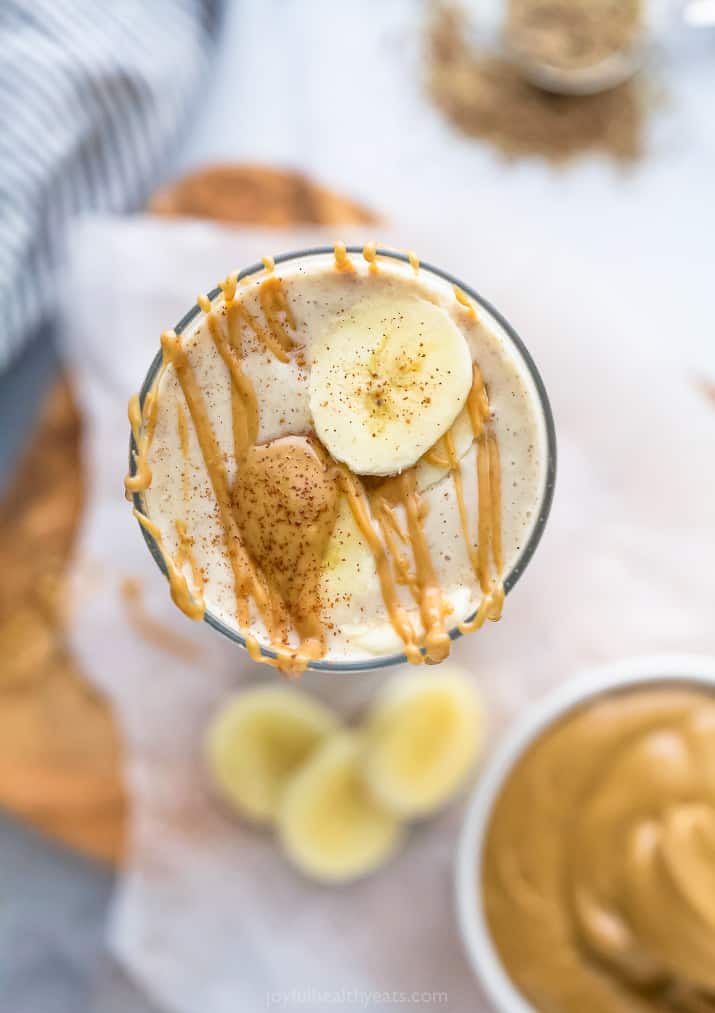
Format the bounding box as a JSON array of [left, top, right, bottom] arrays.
[[456, 654, 715, 1013], [61, 4, 715, 1011]]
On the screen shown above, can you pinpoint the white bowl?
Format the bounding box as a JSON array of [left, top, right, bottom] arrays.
[[455, 654, 715, 1013]]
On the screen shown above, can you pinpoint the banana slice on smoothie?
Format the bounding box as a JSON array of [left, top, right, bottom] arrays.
[[309, 296, 473, 476], [362, 667, 485, 818], [277, 732, 404, 883], [206, 687, 340, 825], [320, 495, 378, 604]]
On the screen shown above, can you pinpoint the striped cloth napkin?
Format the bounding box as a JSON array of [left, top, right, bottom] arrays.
[[0, 0, 222, 371]]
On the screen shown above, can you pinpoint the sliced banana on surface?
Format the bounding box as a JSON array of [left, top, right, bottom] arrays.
[[206, 687, 340, 825], [362, 666, 485, 818], [309, 295, 473, 476], [278, 732, 404, 883]]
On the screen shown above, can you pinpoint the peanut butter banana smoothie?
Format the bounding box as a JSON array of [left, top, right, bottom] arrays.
[[126, 244, 553, 674]]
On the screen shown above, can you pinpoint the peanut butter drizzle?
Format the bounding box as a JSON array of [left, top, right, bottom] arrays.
[[454, 285, 478, 320], [463, 362, 505, 623], [466, 361, 491, 439], [220, 270, 239, 302], [258, 275, 296, 356], [397, 469, 452, 664], [159, 329, 272, 631], [372, 498, 420, 599], [362, 241, 378, 273], [378, 499, 408, 545], [238, 627, 322, 677], [487, 428, 504, 576], [197, 293, 259, 463], [457, 586, 496, 635], [363, 244, 418, 276], [221, 272, 291, 364], [333, 240, 353, 272], [413, 361, 503, 634], [133, 508, 205, 621], [124, 354, 168, 498], [175, 519, 204, 601], [422, 441, 450, 469], [475, 429, 493, 594], [338, 465, 423, 665], [126, 395, 149, 499], [177, 401, 190, 507]]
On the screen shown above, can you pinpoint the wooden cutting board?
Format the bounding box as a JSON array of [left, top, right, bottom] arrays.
[[0, 165, 374, 866]]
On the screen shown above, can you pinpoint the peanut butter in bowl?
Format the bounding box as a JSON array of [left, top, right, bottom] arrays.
[[125, 244, 554, 674], [456, 656, 715, 1013]]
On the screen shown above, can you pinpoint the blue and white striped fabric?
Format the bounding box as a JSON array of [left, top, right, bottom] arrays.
[[0, 0, 222, 370]]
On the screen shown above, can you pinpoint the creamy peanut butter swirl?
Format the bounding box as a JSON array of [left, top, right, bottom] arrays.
[[125, 246, 508, 674], [483, 686, 715, 1013]]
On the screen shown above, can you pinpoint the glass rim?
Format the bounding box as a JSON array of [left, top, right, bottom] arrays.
[[129, 245, 557, 672]]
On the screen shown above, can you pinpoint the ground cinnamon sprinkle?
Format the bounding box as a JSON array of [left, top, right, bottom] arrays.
[[428, 3, 647, 164]]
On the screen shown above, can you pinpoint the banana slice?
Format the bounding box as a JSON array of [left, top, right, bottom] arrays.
[[363, 666, 485, 818], [340, 621, 406, 658], [278, 732, 404, 883], [309, 295, 473, 476], [320, 495, 379, 606], [206, 687, 339, 825]]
